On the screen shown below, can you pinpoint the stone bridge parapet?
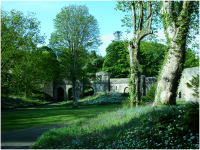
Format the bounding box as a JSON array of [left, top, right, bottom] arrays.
[[44, 67, 199, 102]]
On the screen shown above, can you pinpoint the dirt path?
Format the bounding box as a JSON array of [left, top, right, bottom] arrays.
[[1, 121, 78, 149]]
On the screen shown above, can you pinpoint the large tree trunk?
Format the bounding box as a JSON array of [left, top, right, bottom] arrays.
[[128, 1, 155, 107], [154, 1, 194, 105], [71, 59, 78, 108]]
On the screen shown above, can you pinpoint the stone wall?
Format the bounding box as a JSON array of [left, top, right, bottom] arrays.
[[44, 67, 198, 102], [110, 78, 129, 93], [104, 76, 157, 96], [176, 67, 199, 102], [44, 82, 54, 97]]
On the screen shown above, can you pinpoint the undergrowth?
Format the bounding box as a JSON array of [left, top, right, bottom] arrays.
[[1, 94, 54, 109]]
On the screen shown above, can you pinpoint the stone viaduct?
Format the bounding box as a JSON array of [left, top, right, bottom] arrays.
[[44, 67, 199, 102]]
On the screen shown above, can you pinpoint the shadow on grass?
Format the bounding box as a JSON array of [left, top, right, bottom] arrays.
[[1, 103, 123, 131]]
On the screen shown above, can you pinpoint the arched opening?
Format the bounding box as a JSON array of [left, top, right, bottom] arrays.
[[68, 88, 73, 100], [57, 87, 64, 101], [84, 86, 94, 96], [124, 87, 129, 93]]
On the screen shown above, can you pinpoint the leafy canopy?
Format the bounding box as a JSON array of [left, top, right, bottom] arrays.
[[50, 5, 102, 56], [1, 9, 53, 96], [102, 41, 130, 78]]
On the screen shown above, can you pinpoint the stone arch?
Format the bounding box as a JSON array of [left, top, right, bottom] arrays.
[[68, 88, 73, 100], [84, 86, 94, 96], [57, 87, 64, 101], [124, 87, 129, 93]]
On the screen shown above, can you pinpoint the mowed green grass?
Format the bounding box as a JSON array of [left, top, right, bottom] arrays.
[[1, 103, 122, 131]]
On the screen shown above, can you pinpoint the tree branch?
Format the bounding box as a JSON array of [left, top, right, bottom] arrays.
[[131, 1, 136, 35], [138, 1, 143, 31], [140, 28, 153, 41], [146, 1, 156, 29]]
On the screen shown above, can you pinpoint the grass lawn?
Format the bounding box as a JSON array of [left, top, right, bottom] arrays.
[[2, 92, 199, 149], [1, 102, 122, 132]]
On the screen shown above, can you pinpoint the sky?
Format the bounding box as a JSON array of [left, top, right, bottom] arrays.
[[1, 0, 199, 57]]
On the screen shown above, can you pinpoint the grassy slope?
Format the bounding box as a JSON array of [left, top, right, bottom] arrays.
[[30, 100, 199, 149]]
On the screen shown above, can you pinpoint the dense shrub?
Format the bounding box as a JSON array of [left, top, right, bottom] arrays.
[[121, 97, 146, 108], [121, 93, 129, 97]]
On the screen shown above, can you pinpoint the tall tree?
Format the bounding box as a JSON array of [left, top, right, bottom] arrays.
[[115, 1, 161, 107], [154, 1, 199, 105], [102, 41, 130, 78], [49, 5, 102, 108], [10, 49, 58, 97], [113, 31, 123, 41], [1, 9, 47, 96]]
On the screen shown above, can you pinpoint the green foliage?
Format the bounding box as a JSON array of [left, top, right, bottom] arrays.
[[102, 41, 130, 78], [121, 93, 129, 97], [50, 5, 102, 55], [82, 50, 105, 79], [138, 101, 199, 149], [103, 39, 167, 78], [184, 48, 199, 69], [1, 9, 57, 97], [142, 82, 157, 102], [121, 97, 146, 108], [121, 98, 136, 108], [186, 74, 199, 98], [139, 41, 167, 77], [178, 101, 199, 133], [58, 47, 88, 80]]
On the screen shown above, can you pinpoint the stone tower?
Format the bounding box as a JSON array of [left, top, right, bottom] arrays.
[[95, 72, 110, 93]]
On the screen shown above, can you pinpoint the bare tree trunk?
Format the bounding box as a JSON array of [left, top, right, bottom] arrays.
[[128, 1, 155, 107], [154, 1, 194, 105], [128, 43, 140, 107], [72, 77, 78, 108]]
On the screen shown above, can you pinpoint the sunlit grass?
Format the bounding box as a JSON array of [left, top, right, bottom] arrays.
[[1, 93, 122, 131]]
